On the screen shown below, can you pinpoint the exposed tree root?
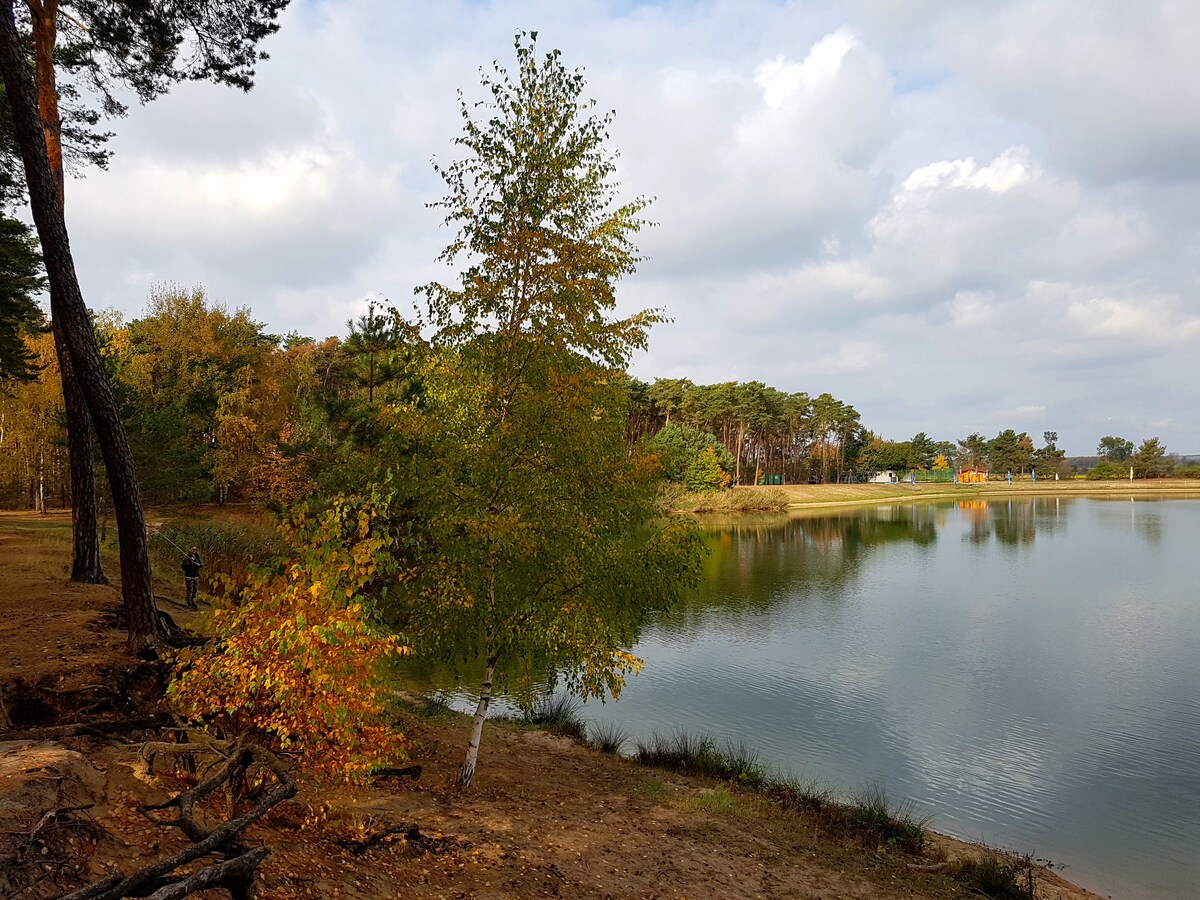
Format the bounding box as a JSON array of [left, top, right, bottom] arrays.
[[0, 715, 174, 743], [62, 739, 296, 900]]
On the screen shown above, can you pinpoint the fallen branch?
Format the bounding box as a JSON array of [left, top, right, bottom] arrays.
[[1, 804, 94, 841], [143, 847, 268, 900], [906, 861, 948, 872], [341, 822, 422, 856]]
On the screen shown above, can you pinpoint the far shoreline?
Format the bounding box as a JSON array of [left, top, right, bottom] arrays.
[[728, 478, 1200, 514]]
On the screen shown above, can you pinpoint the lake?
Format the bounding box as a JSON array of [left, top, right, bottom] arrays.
[[425, 496, 1200, 899]]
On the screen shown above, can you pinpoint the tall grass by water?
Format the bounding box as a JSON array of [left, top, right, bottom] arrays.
[[146, 518, 285, 596]]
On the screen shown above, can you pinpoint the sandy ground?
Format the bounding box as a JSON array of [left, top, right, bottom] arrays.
[[0, 511, 1108, 900]]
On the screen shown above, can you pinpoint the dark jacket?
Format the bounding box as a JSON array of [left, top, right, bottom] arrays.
[[181, 554, 203, 578]]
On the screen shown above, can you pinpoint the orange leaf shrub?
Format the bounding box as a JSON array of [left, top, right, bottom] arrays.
[[169, 494, 409, 782]]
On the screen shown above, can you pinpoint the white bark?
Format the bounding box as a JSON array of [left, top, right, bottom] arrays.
[[37, 446, 46, 514], [458, 657, 497, 788]]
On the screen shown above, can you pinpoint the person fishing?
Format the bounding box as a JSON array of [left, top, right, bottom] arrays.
[[181, 546, 203, 609]]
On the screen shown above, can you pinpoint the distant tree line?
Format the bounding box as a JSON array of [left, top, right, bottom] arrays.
[[5, 307, 1196, 508]]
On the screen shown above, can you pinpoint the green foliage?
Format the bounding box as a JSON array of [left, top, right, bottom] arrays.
[[50, 2, 291, 110], [342, 300, 419, 404], [1132, 437, 1173, 478], [987, 429, 1034, 475], [859, 435, 921, 474], [388, 343, 704, 700], [1032, 433, 1068, 478], [1086, 460, 1130, 480], [958, 432, 988, 469], [104, 286, 276, 502], [419, 31, 660, 366], [769, 776, 833, 814], [950, 847, 1038, 899], [648, 422, 734, 484], [908, 432, 937, 468], [147, 518, 286, 594], [683, 446, 732, 492], [514, 694, 586, 741], [0, 214, 45, 384], [379, 34, 707, 785], [1097, 435, 1134, 461]]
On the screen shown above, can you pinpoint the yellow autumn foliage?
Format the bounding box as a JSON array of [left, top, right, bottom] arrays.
[[169, 495, 409, 782]]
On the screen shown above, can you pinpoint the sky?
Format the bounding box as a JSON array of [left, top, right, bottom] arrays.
[[55, 0, 1200, 456]]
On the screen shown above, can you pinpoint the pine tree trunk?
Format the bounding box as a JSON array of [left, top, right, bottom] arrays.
[[55, 321, 107, 582], [459, 655, 498, 788], [30, 0, 107, 584], [0, 9, 162, 654], [735, 422, 745, 485]]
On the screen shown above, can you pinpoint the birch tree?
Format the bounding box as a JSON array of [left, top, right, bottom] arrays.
[[401, 33, 702, 787]]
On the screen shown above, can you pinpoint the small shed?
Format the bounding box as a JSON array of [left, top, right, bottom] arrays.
[[869, 470, 898, 484], [957, 467, 988, 484]]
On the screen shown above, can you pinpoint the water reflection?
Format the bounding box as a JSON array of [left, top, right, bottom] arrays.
[[956, 496, 1072, 548], [398, 497, 1200, 900]]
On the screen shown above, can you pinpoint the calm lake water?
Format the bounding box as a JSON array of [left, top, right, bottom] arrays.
[[424, 497, 1200, 900]]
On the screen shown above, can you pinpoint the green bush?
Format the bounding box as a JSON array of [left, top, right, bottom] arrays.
[[648, 423, 735, 484], [683, 446, 731, 492], [147, 518, 285, 596], [1086, 461, 1130, 480], [516, 695, 587, 741]]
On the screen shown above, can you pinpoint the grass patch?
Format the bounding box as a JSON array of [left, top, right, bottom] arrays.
[[416, 695, 459, 718], [660, 484, 789, 513], [950, 847, 1040, 899], [627, 775, 675, 802], [845, 784, 930, 853], [769, 775, 834, 814], [515, 695, 587, 741], [634, 729, 768, 787], [587, 720, 631, 755], [687, 784, 748, 816]]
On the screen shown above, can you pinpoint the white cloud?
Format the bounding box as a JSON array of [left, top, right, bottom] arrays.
[[36, 0, 1200, 454], [1066, 294, 1200, 344]]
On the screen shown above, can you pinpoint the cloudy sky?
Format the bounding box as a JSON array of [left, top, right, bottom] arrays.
[[59, 0, 1200, 455]]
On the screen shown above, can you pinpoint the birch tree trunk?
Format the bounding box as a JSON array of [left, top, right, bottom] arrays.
[[458, 654, 498, 788], [37, 446, 45, 514]]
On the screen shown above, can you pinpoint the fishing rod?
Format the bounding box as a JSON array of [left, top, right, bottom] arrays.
[[147, 525, 189, 557]]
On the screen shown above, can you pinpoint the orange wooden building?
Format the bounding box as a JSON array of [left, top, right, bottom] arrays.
[[957, 467, 989, 483]]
